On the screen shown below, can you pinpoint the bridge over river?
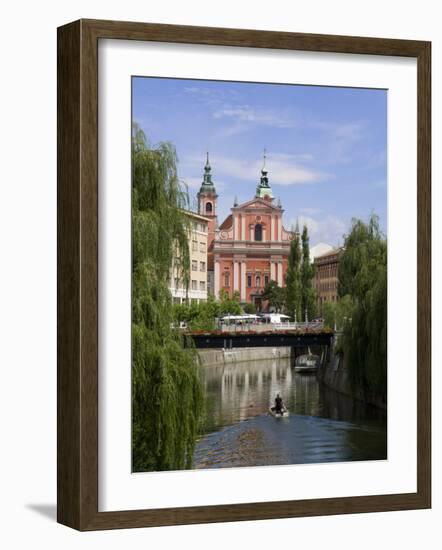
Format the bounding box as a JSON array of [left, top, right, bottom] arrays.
[[185, 327, 335, 349]]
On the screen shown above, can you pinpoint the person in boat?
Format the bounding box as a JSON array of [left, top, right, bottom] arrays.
[[272, 393, 284, 414]]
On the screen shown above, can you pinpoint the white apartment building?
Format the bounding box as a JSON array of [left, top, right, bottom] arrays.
[[170, 211, 210, 305]]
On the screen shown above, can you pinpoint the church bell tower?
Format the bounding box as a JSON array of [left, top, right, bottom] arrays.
[[255, 149, 274, 201], [197, 153, 218, 251]]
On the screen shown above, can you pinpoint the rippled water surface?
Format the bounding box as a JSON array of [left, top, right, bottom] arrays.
[[194, 356, 387, 469]]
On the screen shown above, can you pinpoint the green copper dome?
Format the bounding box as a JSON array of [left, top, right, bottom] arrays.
[[199, 152, 216, 194], [255, 150, 273, 198]]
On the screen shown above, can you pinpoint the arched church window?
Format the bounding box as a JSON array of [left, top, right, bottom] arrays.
[[254, 223, 263, 241], [205, 202, 212, 213]]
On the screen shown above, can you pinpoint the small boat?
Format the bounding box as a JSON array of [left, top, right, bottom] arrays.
[[294, 353, 320, 373], [268, 407, 290, 418]]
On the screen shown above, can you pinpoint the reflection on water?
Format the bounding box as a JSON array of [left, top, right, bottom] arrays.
[[195, 356, 387, 469]]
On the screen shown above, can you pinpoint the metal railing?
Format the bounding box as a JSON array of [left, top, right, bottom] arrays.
[[218, 321, 324, 333]]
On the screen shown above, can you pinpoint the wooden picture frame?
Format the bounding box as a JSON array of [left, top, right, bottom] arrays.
[[57, 18, 431, 530]]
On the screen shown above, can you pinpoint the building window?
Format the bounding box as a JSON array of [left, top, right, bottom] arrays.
[[247, 274, 252, 287], [192, 240, 197, 251], [200, 242, 206, 252], [192, 260, 197, 271], [256, 275, 261, 287], [200, 281, 205, 291], [205, 202, 212, 213], [200, 261, 206, 272], [264, 274, 269, 286], [191, 280, 197, 290], [254, 223, 263, 241], [174, 278, 179, 289], [224, 273, 230, 287]]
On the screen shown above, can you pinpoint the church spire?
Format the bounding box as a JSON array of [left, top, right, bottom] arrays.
[[256, 149, 274, 199], [199, 152, 216, 194]]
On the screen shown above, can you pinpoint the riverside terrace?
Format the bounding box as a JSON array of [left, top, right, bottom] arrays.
[[184, 324, 335, 350]]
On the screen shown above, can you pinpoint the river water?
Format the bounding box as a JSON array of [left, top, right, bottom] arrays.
[[194, 355, 387, 469]]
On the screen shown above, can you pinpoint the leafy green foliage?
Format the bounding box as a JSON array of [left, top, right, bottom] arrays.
[[173, 294, 219, 331], [243, 302, 257, 314], [285, 226, 317, 320], [300, 226, 317, 320], [262, 280, 285, 312], [338, 215, 387, 401], [173, 290, 242, 331], [285, 234, 302, 320], [132, 124, 204, 472], [322, 295, 353, 331], [218, 289, 242, 316], [322, 301, 335, 330]]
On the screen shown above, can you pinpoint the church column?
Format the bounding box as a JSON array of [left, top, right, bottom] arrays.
[[233, 260, 239, 292], [241, 261, 246, 302], [277, 261, 283, 286], [271, 216, 275, 241], [214, 258, 220, 299], [270, 260, 276, 281], [277, 216, 282, 241], [241, 216, 246, 240]]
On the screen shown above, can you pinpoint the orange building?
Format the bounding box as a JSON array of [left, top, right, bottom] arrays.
[[197, 154, 297, 311]]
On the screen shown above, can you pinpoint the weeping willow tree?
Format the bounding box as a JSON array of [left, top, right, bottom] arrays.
[[132, 123, 204, 472], [338, 214, 387, 402]]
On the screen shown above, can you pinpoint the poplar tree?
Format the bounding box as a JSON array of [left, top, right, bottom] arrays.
[[285, 233, 302, 321], [300, 225, 317, 321], [132, 124, 204, 472]]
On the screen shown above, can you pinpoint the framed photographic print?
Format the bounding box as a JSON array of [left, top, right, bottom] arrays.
[[57, 19, 431, 530]]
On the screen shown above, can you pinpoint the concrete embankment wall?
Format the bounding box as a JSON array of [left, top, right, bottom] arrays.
[[198, 347, 292, 367], [318, 353, 387, 411]]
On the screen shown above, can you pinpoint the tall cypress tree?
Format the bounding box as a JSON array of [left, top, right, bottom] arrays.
[[285, 233, 302, 321], [300, 225, 317, 321], [132, 124, 204, 472]]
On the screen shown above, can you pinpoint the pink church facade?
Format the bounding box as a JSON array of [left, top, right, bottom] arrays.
[[197, 154, 297, 311]]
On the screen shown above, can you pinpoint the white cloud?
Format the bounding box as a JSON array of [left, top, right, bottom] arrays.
[[213, 153, 328, 186], [332, 122, 364, 140], [213, 105, 296, 129], [290, 214, 347, 247], [306, 120, 367, 164], [179, 152, 328, 187], [183, 86, 242, 108], [299, 207, 323, 216], [180, 176, 201, 190]]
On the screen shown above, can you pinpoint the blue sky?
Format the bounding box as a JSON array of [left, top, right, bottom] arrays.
[[132, 77, 387, 247]]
